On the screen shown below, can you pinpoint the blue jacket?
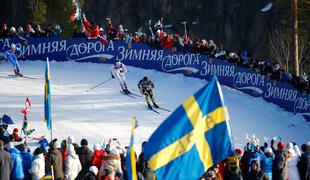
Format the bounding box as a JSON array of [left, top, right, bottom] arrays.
[[261, 154, 273, 174], [20, 150, 33, 180], [9, 147, 25, 180]]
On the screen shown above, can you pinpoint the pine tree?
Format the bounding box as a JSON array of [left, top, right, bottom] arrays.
[[28, 0, 47, 25]]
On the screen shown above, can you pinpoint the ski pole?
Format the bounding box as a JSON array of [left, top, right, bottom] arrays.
[[86, 77, 113, 92]]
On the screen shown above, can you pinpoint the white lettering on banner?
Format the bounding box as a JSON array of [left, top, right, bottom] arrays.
[[200, 61, 235, 77], [65, 40, 114, 61], [162, 54, 200, 73], [294, 97, 310, 113], [117, 46, 163, 61], [264, 83, 298, 101], [0, 38, 11, 50]]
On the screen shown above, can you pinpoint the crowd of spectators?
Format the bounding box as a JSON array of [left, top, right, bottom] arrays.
[[1, 123, 310, 180], [0, 18, 309, 93]]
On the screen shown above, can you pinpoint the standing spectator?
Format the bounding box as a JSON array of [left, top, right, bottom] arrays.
[[92, 143, 105, 171], [30, 147, 45, 180], [82, 15, 99, 39], [99, 148, 122, 179], [7, 142, 25, 180], [299, 142, 310, 180], [12, 128, 22, 142], [287, 142, 301, 180], [137, 141, 154, 180], [84, 166, 98, 180], [20, 144, 33, 180], [35, 25, 45, 37], [76, 138, 93, 180], [273, 141, 288, 180], [247, 160, 269, 180], [60, 139, 68, 171], [0, 140, 12, 180], [45, 138, 64, 180], [64, 144, 82, 180], [53, 24, 62, 37], [9, 27, 17, 37], [25, 24, 35, 38], [260, 147, 273, 180], [226, 149, 242, 180], [1, 23, 10, 37]]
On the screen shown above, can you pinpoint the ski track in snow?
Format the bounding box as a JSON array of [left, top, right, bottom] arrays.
[[0, 60, 309, 153]]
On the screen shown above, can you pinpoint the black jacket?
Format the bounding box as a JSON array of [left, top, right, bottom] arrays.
[[299, 151, 310, 180], [76, 146, 93, 179]]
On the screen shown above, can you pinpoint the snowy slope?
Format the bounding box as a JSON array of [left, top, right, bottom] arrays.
[[0, 60, 309, 153]]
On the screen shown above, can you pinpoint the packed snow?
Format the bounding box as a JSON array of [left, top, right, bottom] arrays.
[[0, 60, 309, 153]]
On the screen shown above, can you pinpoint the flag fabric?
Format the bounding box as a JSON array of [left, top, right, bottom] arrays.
[[22, 115, 28, 134], [44, 58, 52, 131], [69, 0, 82, 22], [144, 76, 234, 180], [41, 170, 53, 180], [1, 114, 14, 124], [98, 34, 108, 46], [125, 117, 139, 180], [21, 97, 31, 115]]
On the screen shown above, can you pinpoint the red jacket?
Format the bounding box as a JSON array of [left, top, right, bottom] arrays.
[[83, 19, 100, 38], [92, 150, 106, 170]]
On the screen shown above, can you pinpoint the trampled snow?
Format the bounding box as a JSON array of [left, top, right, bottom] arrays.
[[0, 60, 309, 153]]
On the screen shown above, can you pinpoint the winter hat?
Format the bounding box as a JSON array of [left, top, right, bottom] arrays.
[[50, 138, 58, 149], [67, 135, 75, 144], [61, 140, 67, 149], [34, 147, 43, 156], [278, 141, 285, 150], [286, 142, 293, 150], [81, 139, 88, 146], [115, 171, 123, 178], [93, 143, 101, 151], [89, 166, 98, 176], [13, 128, 18, 133], [0, 140, 4, 149], [265, 147, 273, 154], [235, 148, 242, 155]]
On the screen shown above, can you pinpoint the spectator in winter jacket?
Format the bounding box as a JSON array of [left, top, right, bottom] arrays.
[[247, 160, 269, 180], [0, 140, 12, 180], [99, 148, 122, 179], [92, 143, 105, 171], [299, 142, 310, 180], [137, 141, 154, 180], [287, 142, 301, 180], [225, 149, 242, 180], [30, 148, 45, 180], [76, 138, 93, 180], [1, 23, 10, 37], [84, 166, 98, 180], [260, 147, 273, 180], [60, 139, 68, 171], [272, 141, 288, 180], [20, 144, 33, 180], [82, 16, 100, 39], [64, 144, 82, 180], [45, 138, 64, 180], [7, 142, 25, 180], [12, 128, 22, 142]]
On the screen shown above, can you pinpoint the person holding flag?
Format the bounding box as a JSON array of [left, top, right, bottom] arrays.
[[143, 76, 235, 180], [125, 117, 139, 180]]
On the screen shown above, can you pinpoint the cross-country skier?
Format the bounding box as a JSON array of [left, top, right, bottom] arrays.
[[4, 43, 23, 76], [110, 60, 131, 94], [138, 76, 159, 109]]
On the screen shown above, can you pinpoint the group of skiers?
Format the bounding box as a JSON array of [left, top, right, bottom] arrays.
[[110, 60, 159, 109]]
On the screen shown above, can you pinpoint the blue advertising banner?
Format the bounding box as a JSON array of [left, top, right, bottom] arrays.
[[1, 37, 309, 121]]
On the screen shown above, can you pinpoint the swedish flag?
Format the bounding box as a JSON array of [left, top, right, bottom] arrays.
[[44, 58, 52, 130], [40, 170, 53, 180], [22, 115, 28, 134], [144, 76, 234, 180], [126, 117, 139, 180]]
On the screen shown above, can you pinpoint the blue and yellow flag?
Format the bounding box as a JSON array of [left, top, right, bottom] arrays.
[[41, 170, 53, 180], [22, 115, 28, 134], [44, 58, 52, 130], [125, 117, 139, 180], [144, 76, 234, 180]]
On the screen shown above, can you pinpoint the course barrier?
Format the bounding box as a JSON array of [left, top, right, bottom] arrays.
[[1, 37, 309, 121]]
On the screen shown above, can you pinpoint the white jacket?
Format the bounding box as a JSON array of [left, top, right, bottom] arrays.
[[30, 153, 45, 180], [65, 145, 82, 180], [287, 147, 301, 180]]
